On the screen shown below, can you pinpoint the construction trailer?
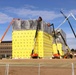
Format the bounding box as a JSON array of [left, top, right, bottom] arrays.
[[12, 19, 53, 59]]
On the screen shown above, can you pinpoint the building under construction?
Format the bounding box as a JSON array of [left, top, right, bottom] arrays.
[[12, 18, 67, 59], [0, 11, 75, 59]]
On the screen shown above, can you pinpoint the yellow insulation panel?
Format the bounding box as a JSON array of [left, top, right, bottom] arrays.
[[12, 30, 53, 59], [43, 32, 53, 58], [12, 30, 36, 58], [53, 43, 63, 55]]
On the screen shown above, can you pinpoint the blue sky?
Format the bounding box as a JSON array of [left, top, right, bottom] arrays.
[[0, 0, 76, 49]]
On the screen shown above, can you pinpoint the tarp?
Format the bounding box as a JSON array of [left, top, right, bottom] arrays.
[[12, 19, 21, 30], [12, 19, 52, 34]]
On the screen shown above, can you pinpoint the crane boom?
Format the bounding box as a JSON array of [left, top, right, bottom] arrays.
[[60, 11, 76, 38], [0, 18, 17, 43], [48, 23, 57, 45]]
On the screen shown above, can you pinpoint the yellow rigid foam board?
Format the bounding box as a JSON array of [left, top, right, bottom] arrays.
[[12, 30, 53, 59]]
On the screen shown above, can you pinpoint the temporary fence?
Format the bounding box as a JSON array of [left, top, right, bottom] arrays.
[[0, 63, 76, 75]]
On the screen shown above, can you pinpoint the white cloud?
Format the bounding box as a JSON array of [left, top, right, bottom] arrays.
[[0, 12, 12, 24], [24, 4, 38, 9], [17, 10, 61, 20], [1, 6, 76, 23], [69, 9, 76, 15], [3, 6, 76, 23], [4, 7, 62, 21]]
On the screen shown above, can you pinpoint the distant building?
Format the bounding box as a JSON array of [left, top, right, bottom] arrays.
[[0, 41, 12, 58]]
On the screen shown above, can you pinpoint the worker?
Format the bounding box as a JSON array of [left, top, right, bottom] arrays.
[[47, 23, 51, 27], [47, 23, 53, 27]]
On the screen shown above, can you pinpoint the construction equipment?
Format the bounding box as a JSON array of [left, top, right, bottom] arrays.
[[47, 23, 60, 59], [31, 17, 42, 59], [47, 23, 57, 43], [56, 31, 69, 49], [56, 31, 73, 59], [60, 11, 76, 38], [51, 24, 60, 59], [0, 18, 18, 43], [48, 23, 73, 59], [60, 11, 76, 58]]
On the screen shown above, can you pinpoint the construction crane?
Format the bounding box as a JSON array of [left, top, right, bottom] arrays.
[[0, 18, 19, 43], [60, 11, 76, 38], [56, 13, 76, 30]]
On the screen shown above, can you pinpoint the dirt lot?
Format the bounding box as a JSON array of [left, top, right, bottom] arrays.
[[0, 58, 76, 75]]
